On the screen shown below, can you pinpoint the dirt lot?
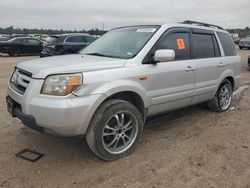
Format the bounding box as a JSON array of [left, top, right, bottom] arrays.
[[0, 50, 250, 188]]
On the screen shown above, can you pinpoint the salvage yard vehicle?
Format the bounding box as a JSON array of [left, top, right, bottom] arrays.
[[248, 55, 250, 69], [40, 33, 96, 57], [0, 34, 11, 42], [239, 36, 250, 49], [6, 21, 240, 161], [0, 37, 43, 56]]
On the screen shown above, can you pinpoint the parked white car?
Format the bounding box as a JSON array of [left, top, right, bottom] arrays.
[[6, 21, 240, 161]]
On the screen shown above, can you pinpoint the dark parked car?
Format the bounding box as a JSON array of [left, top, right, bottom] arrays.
[[239, 36, 250, 49], [0, 37, 43, 56], [233, 37, 240, 45], [0, 34, 27, 42], [0, 37, 9, 42], [248, 55, 250, 69], [40, 33, 96, 57], [0, 34, 11, 42]]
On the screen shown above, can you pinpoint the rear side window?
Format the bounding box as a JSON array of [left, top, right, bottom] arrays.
[[85, 36, 96, 43], [192, 34, 217, 59], [27, 39, 40, 45], [65, 36, 86, 43], [216, 32, 237, 56], [157, 32, 190, 60]]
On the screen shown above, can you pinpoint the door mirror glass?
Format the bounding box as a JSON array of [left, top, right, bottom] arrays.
[[154, 49, 175, 62]]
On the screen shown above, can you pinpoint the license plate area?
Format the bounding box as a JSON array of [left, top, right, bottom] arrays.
[[6, 96, 16, 117]]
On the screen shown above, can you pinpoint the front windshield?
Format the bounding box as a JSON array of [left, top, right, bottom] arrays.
[[8, 38, 18, 42], [80, 26, 159, 59]]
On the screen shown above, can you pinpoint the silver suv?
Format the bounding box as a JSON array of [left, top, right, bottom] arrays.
[[6, 21, 240, 161]]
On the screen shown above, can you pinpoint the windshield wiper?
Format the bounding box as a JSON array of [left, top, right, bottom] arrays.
[[85, 52, 121, 59], [85, 52, 106, 57]]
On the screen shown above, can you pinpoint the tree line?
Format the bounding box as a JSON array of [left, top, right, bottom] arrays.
[[0, 26, 250, 37], [225, 27, 250, 38], [0, 26, 107, 36]]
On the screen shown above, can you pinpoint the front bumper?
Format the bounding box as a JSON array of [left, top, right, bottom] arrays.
[[239, 44, 250, 48], [7, 79, 106, 136], [0, 47, 10, 54], [40, 51, 54, 57], [40, 47, 56, 57], [6, 97, 44, 133]]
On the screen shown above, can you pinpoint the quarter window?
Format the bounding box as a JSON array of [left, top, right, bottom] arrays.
[[192, 34, 216, 59], [216, 32, 237, 56], [157, 32, 190, 60]]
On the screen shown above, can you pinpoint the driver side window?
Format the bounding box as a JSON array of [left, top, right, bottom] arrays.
[[157, 32, 190, 60], [27, 39, 40, 45]]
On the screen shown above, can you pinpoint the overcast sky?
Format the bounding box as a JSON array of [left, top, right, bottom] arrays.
[[0, 0, 249, 30]]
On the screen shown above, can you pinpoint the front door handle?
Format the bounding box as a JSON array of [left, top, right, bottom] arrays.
[[218, 62, 226, 67], [185, 66, 195, 72]]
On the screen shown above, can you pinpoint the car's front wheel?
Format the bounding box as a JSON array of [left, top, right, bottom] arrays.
[[86, 99, 144, 161], [208, 79, 233, 112], [9, 48, 21, 57]]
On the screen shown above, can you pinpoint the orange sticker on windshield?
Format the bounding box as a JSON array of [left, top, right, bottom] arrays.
[[176, 39, 185, 50]]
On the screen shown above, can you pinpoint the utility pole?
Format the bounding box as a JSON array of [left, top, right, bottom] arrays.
[[102, 23, 104, 33]]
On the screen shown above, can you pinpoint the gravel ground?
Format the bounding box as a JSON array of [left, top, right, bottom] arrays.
[[0, 50, 250, 188]]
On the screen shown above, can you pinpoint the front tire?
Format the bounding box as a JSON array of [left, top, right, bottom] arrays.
[[207, 79, 233, 112], [9, 48, 21, 57], [86, 99, 144, 161]]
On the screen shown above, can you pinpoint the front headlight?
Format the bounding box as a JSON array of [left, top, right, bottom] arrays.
[[41, 73, 83, 96], [48, 45, 56, 48]]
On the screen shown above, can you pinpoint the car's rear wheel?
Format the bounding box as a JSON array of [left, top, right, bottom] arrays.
[[207, 79, 233, 112], [86, 99, 144, 161]]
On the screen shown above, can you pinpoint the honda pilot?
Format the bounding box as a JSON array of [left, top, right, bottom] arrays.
[[6, 21, 240, 161]]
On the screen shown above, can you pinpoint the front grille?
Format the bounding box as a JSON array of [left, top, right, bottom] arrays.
[[42, 46, 55, 53], [240, 41, 250, 45], [10, 68, 32, 94]]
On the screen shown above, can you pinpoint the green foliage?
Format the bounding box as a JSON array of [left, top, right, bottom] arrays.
[[0, 26, 106, 36], [227, 27, 250, 38], [1, 25, 249, 38]]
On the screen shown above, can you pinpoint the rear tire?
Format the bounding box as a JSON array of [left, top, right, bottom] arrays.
[[207, 79, 233, 112], [86, 99, 144, 161]]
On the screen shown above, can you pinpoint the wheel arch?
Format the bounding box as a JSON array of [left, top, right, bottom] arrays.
[[224, 76, 235, 90], [217, 69, 236, 91], [79, 89, 149, 134], [102, 91, 147, 122]]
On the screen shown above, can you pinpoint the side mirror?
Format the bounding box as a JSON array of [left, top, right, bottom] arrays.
[[154, 49, 175, 63]]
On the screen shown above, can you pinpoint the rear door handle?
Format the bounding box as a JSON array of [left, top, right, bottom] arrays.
[[185, 66, 195, 72], [218, 62, 226, 67]]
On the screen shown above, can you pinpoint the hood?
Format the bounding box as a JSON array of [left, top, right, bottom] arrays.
[[0, 40, 11, 44], [17, 54, 126, 78]]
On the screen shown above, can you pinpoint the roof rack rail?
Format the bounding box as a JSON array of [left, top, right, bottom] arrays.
[[182, 20, 224, 30]]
